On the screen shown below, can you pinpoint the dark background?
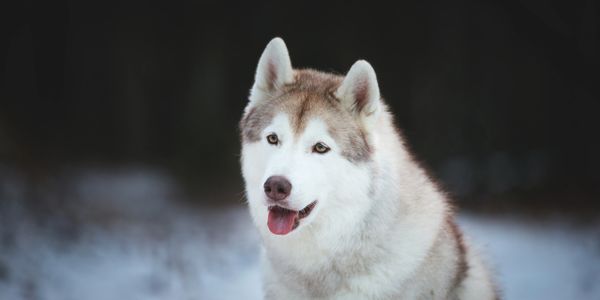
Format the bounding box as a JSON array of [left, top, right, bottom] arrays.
[[1, 0, 599, 213]]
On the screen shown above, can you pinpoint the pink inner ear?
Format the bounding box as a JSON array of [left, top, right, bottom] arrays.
[[353, 78, 370, 113], [266, 61, 278, 91]]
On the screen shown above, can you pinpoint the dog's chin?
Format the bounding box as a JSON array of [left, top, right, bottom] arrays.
[[266, 201, 317, 235]]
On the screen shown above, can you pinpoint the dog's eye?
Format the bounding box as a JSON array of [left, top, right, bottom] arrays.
[[266, 134, 279, 145], [313, 142, 330, 154]]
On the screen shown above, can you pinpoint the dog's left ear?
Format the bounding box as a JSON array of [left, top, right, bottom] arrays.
[[249, 37, 294, 106], [335, 60, 381, 121]]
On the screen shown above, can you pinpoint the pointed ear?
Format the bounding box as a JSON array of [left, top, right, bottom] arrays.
[[249, 37, 294, 104], [335, 60, 381, 117]]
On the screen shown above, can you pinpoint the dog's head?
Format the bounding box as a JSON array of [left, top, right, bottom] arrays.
[[240, 38, 382, 237]]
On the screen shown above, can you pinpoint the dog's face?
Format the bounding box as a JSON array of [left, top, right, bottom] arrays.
[[240, 38, 382, 237]]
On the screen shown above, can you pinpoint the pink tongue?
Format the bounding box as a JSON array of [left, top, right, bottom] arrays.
[[267, 208, 298, 235]]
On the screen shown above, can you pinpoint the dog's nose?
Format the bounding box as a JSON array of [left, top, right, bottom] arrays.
[[263, 176, 292, 201]]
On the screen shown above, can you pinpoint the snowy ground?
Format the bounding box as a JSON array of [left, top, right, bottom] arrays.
[[0, 168, 598, 300], [459, 215, 600, 299]]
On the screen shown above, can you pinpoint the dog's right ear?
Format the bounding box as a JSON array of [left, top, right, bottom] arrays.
[[335, 60, 381, 124], [249, 37, 294, 106]]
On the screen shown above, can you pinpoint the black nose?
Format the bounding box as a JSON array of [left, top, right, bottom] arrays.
[[263, 176, 292, 201]]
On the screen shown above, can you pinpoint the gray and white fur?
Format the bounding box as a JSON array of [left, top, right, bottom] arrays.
[[240, 37, 498, 300]]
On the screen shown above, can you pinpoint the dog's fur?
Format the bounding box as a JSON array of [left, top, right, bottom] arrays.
[[240, 38, 498, 299]]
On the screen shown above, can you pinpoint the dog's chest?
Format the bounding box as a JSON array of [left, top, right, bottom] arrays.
[[268, 246, 393, 298]]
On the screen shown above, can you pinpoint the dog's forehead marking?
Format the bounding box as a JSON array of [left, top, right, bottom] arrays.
[[240, 69, 371, 162], [287, 92, 336, 136], [284, 91, 371, 162]]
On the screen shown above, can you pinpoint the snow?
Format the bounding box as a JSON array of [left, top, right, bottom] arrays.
[[0, 168, 598, 299], [459, 214, 600, 299]]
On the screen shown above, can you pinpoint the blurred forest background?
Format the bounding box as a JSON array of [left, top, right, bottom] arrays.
[[1, 1, 600, 299], [1, 0, 599, 213]]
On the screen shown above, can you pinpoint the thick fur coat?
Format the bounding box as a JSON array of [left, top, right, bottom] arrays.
[[240, 38, 498, 300]]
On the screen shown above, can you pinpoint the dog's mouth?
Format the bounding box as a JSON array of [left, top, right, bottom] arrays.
[[267, 201, 317, 235]]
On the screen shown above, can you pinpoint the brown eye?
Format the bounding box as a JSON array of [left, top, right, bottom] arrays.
[[313, 142, 330, 154], [267, 134, 279, 145]]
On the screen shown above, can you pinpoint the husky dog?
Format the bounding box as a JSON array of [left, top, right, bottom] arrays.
[[240, 38, 498, 300]]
